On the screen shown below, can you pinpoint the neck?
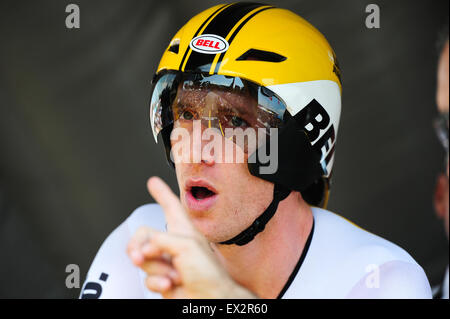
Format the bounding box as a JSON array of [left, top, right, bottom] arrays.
[[211, 191, 314, 298]]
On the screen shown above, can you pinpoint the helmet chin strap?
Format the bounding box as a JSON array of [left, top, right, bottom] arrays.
[[219, 184, 291, 246]]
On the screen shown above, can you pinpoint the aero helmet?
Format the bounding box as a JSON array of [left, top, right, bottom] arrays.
[[150, 2, 342, 245]]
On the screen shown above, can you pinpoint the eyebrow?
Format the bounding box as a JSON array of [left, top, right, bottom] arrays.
[[175, 90, 206, 108], [218, 103, 252, 117], [177, 90, 255, 116]]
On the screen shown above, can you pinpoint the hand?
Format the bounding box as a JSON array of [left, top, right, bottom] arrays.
[[127, 176, 257, 299]]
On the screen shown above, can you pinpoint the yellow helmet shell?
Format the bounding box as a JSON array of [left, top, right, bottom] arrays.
[[157, 3, 341, 89]]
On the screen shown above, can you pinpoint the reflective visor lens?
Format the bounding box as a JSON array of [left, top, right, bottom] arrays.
[[150, 71, 287, 156]]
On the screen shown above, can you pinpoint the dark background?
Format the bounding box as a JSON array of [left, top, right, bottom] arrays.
[[0, 0, 448, 298]]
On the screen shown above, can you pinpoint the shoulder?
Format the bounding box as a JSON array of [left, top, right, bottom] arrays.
[[80, 203, 166, 299], [346, 260, 432, 298], [124, 203, 167, 233], [311, 207, 421, 265], [283, 207, 431, 298]]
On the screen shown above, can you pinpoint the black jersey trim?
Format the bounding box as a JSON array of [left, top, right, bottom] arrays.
[[276, 218, 315, 299]]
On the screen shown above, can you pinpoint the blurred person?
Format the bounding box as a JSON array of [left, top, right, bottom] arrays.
[[432, 33, 449, 299], [80, 3, 431, 299], [433, 174, 448, 299]]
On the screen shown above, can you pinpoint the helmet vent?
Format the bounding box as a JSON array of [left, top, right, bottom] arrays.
[[168, 40, 180, 54], [236, 49, 286, 62]]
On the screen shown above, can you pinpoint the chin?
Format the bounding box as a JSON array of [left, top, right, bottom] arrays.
[[189, 215, 231, 243]]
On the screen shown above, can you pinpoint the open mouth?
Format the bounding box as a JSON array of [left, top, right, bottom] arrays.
[[190, 186, 216, 200], [185, 179, 218, 211]]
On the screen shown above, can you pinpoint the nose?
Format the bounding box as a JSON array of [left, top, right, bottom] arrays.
[[201, 150, 215, 166], [188, 120, 219, 166]]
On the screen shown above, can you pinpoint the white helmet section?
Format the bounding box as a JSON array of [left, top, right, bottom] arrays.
[[267, 80, 341, 177]]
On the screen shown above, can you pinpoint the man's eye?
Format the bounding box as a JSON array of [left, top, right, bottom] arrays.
[[230, 116, 247, 127], [181, 110, 194, 120]]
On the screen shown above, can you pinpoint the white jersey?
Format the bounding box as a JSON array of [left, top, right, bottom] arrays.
[[80, 204, 432, 299]]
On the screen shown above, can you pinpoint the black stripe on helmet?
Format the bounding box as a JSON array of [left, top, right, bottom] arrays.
[[183, 2, 265, 72], [178, 3, 230, 71], [213, 6, 275, 74]]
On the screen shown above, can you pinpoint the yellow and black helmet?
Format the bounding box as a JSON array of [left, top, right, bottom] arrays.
[[150, 2, 342, 245]]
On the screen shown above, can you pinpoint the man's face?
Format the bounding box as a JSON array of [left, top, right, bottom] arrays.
[[435, 40, 449, 239], [436, 40, 449, 176], [170, 88, 275, 243], [434, 174, 449, 239]]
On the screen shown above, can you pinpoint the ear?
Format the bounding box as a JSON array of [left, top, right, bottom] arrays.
[[434, 174, 449, 220]]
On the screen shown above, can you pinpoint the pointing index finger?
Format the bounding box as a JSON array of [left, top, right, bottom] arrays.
[[147, 176, 197, 235]]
